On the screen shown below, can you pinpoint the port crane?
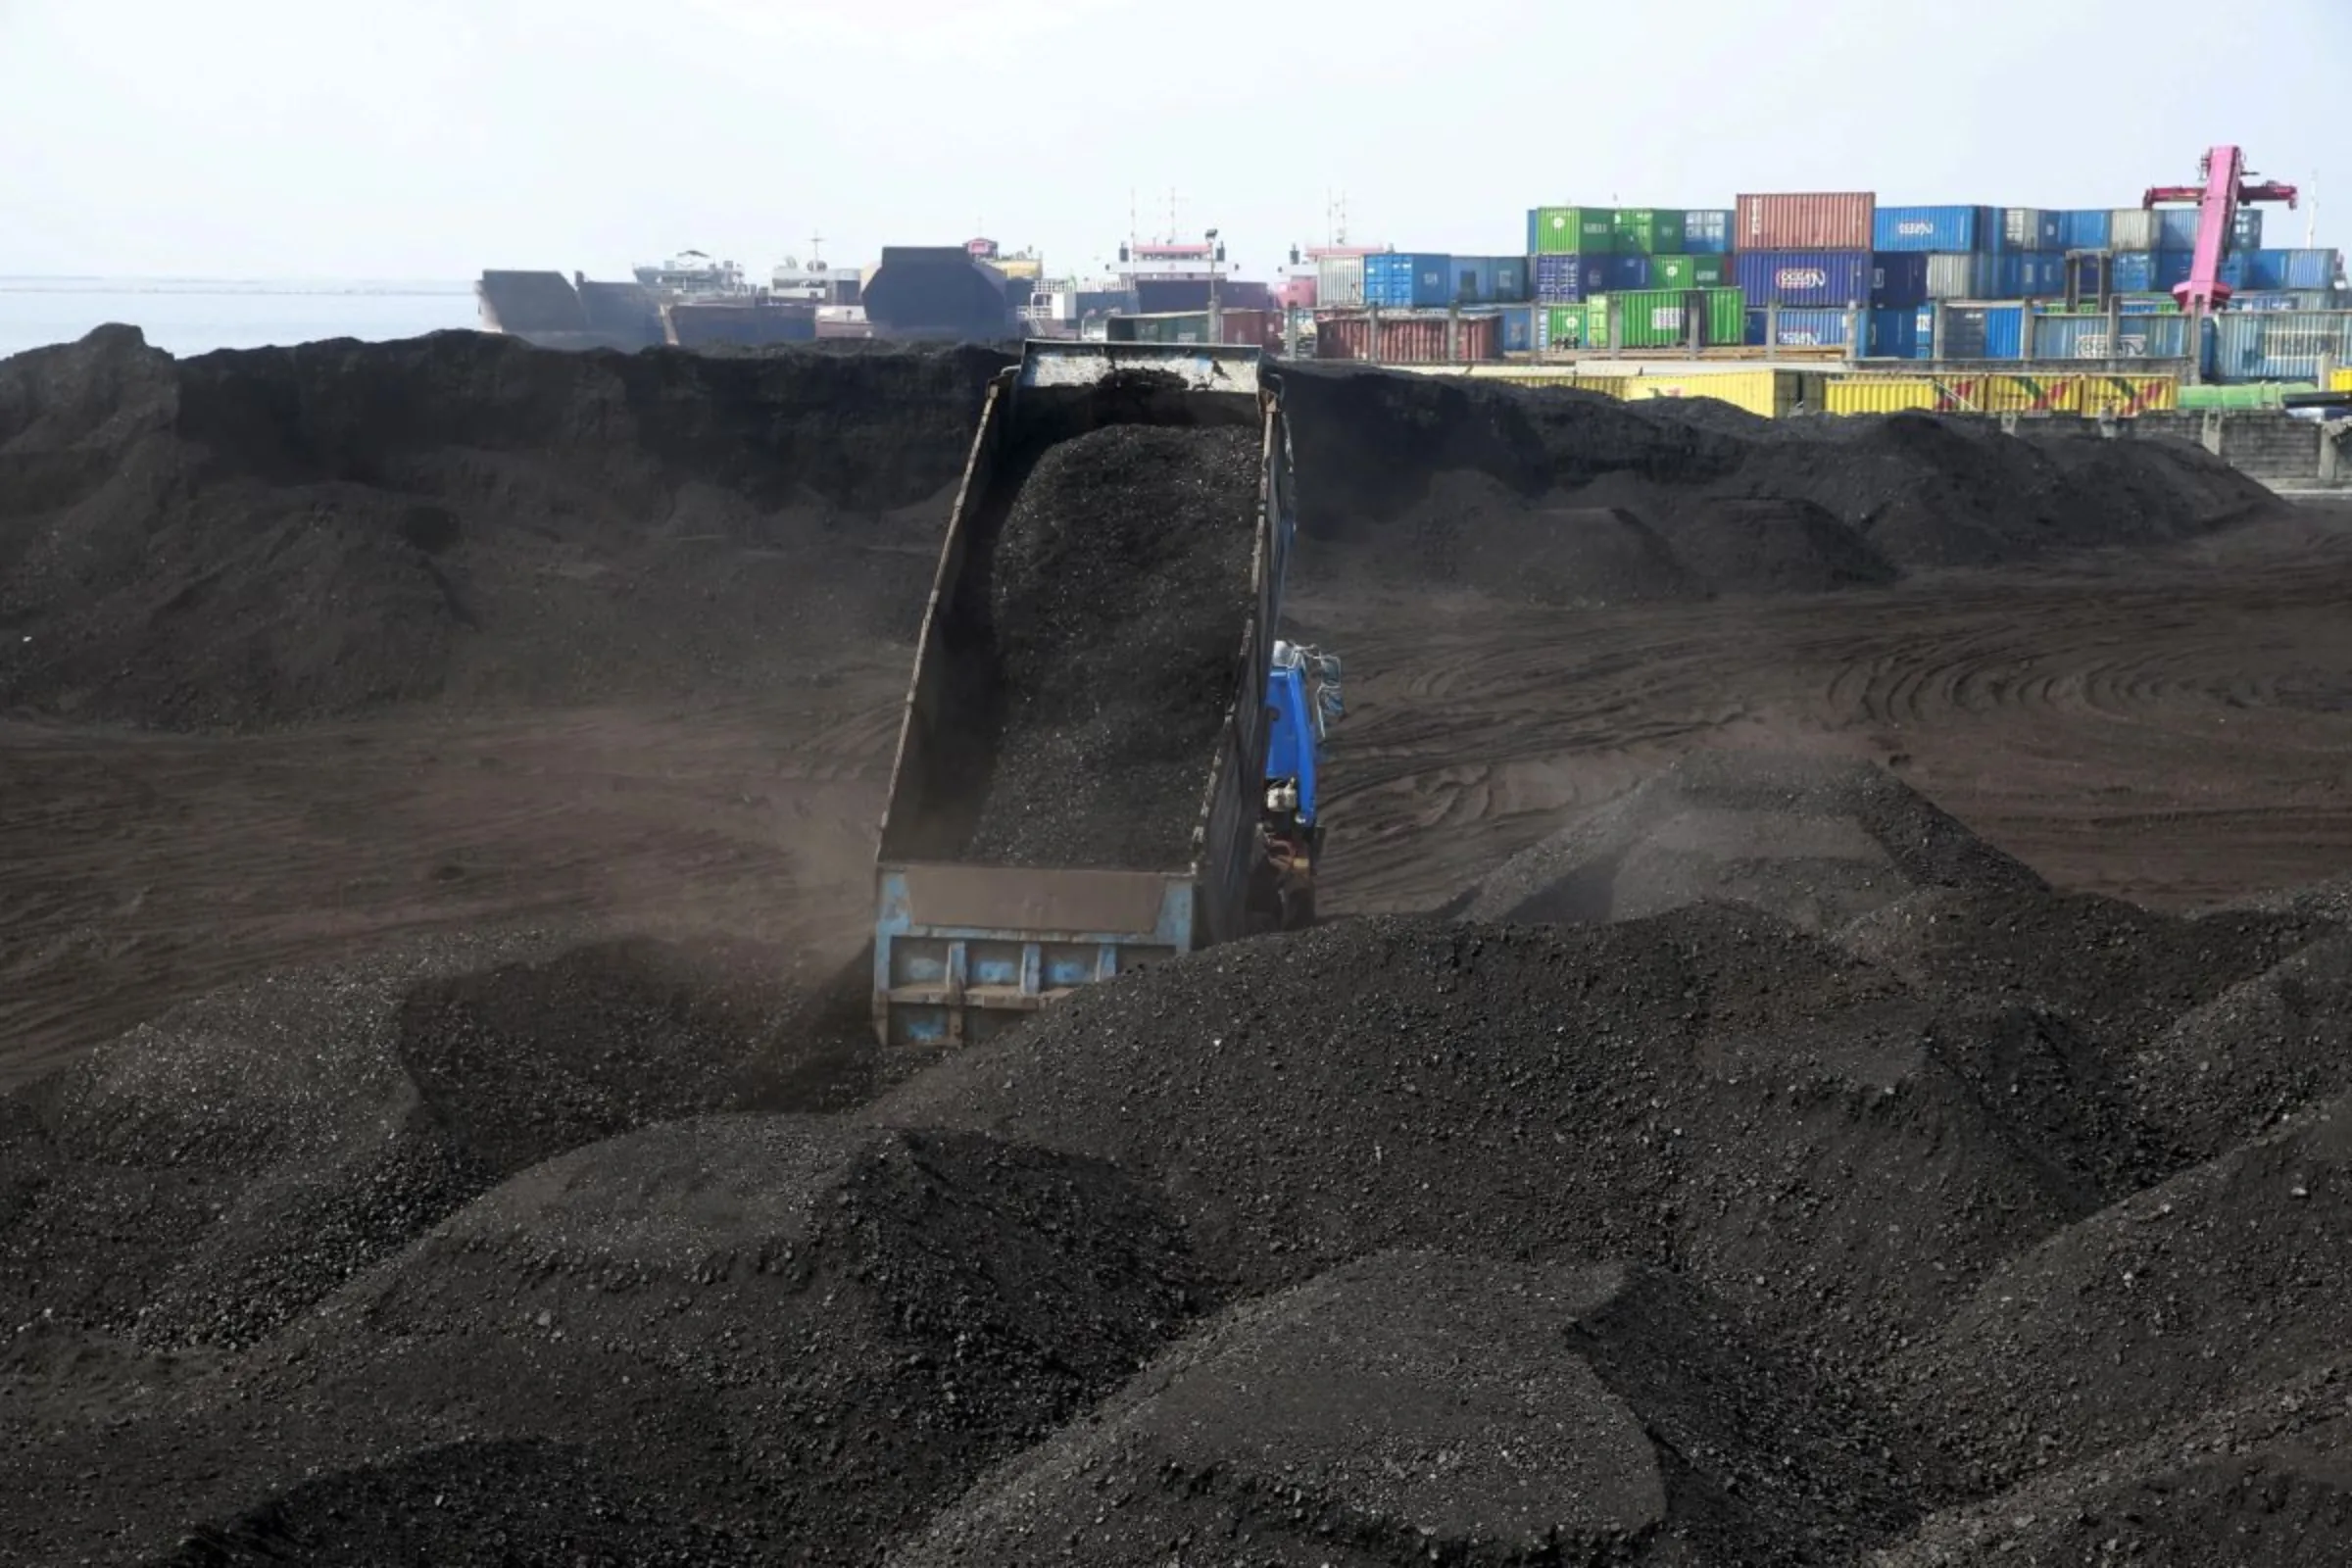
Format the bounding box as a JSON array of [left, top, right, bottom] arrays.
[[2143, 144, 2299, 315]]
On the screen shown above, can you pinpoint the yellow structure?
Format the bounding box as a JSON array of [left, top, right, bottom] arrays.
[[2332, 367, 2352, 393], [1825, 373, 2178, 417]]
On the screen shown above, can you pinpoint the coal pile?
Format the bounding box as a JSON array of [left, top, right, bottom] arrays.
[[1275, 366, 2275, 601], [0, 328, 1009, 729], [1459, 750, 2047, 930], [1885, 1096, 2352, 1488], [0, 930, 817, 1357], [876, 905, 2103, 1358], [959, 423, 1261, 869], [897, 1251, 1931, 1568], [2, 1117, 1204, 1567]]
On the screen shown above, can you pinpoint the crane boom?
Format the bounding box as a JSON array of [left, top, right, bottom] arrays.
[[2143, 144, 2300, 314]]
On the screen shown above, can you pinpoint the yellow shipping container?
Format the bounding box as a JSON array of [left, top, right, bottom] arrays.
[[2332, 367, 2352, 393], [1617, 368, 1825, 418], [2076, 375, 2179, 416], [1826, 378, 1938, 416]]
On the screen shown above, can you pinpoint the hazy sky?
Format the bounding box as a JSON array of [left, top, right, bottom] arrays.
[[3, 0, 2344, 280]]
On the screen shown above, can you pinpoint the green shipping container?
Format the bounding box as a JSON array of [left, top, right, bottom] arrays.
[[1612, 208, 1688, 256], [1648, 255, 1728, 290], [1610, 288, 1744, 349], [1531, 206, 1617, 255], [1543, 304, 1596, 350]]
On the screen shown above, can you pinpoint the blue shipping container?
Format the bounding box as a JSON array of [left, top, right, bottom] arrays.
[[1731, 250, 1875, 308], [2230, 290, 2334, 313], [1874, 205, 1988, 253], [2056, 209, 2111, 250], [1477, 304, 1537, 354], [2241, 249, 2342, 291], [1867, 305, 1936, 359], [2109, 252, 2156, 293], [2155, 251, 2195, 290], [1599, 253, 1651, 291], [1943, 304, 2025, 360], [2209, 311, 2352, 382], [1683, 210, 1734, 254], [2232, 209, 2264, 251], [1363, 252, 1453, 308], [1534, 253, 1590, 303], [1994, 208, 2062, 251], [1492, 255, 1530, 303], [2157, 208, 2202, 250], [1984, 252, 2067, 297], [1451, 256, 1494, 305], [2031, 314, 2190, 362], [1757, 308, 1851, 348], [1872, 253, 1931, 308]]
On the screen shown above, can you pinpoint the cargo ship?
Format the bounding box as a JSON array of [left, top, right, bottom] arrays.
[[476, 244, 869, 351]]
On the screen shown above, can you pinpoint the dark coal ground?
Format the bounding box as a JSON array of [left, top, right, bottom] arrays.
[[3, 327, 2350, 1565]]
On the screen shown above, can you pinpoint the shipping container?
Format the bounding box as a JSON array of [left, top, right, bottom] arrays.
[[1648, 254, 1729, 290], [1540, 304, 1597, 351], [2107, 253, 2155, 294], [1873, 205, 1990, 253], [1314, 311, 1503, 365], [1612, 208, 1687, 255], [1604, 287, 1744, 349], [1533, 253, 1591, 304], [1927, 253, 1994, 301], [1867, 305, 1936, 360], [2209, 311, 2352, 382], [2233, 209, 2265, 251], [1530, 207, 1618, 255], [1316, 254, 1365, 309], [1731, 250, 1876, 309], [2109, 210, 2160, 251], [1872, 253, 1931, 309], [1448, 255, 1531, 305], [2157, 208, 2202, 251], [1472, 303, 1538, 355], [2154, 251, 2195, 291], [1735, 192, 1875, 252], [1599, 253, 1652, 292], [1751, 307, 1852, 348], [1936, 374, 2082, 413], [2030, 314, 2190, 362], [1942, 304, 2025, 360], [2230, 290, 2336, 313], [1683, 210, 1734, 254], [1614, 368, 1828, 418], [2077, 375, 2180, 415], [1363, 252, 1453, 309], [1824, 378, 1938, 415], [1995, 208, 2062, 251], [1491, 255, 1531, 303], [2055, 209, 2111, 250], [2240, 249, 2344, 291], [1984, 252, 2067, 298]]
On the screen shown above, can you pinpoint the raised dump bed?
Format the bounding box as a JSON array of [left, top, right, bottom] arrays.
[[871, 342, 1296, 1048]]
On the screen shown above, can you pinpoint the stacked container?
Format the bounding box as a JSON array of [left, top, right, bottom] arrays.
[[1649, 255, 1729, 290], [1995, 209, 2062, 251], [1449, 255, 1532, 306], [1612, 209, 1687, 255], [1682, 210, 1734, 254], [1363, 253, 1453, 309], [1874, 205, 1991, 253], [1317, 254, 1366, 309], [1594, 288, 1744, 349], [1731, 252, 1923, 309], [1735, 192, 1876, 252], [1529, 207, 1617, 254], [1534, 253, 1592, 304]]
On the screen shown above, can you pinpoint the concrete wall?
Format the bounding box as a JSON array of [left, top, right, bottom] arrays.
[[2053, 410, 2347, 492]]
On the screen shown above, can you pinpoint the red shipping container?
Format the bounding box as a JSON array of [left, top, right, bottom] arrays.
[[1312, 312, 1499, 364], [1214, 308, 1282, 351], [1735, 191, 1876, 252]]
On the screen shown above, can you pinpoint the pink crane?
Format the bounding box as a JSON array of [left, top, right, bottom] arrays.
[[2144, 145, 2299, 314]]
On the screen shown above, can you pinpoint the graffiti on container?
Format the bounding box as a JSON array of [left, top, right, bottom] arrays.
[[1775, 268, 1830, 290], [2070, 333, 2150, 359]]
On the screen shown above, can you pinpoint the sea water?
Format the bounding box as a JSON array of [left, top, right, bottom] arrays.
[[0, 277, 481, 360]]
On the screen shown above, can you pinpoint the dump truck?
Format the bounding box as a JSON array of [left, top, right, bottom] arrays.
[[871, 341, 1339, 1048]]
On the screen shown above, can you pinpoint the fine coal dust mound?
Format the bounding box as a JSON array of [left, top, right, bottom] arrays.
[[960, 423, 1260, 869], [898, 1251, 1928, 1568]]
